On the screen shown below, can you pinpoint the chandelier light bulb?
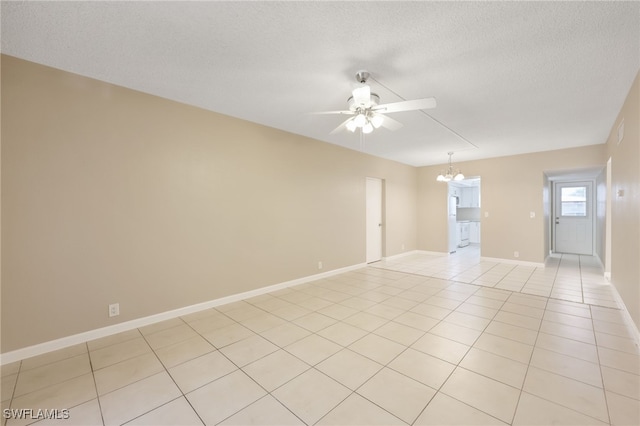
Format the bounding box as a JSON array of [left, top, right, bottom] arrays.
[[362, 122, 374, 134]]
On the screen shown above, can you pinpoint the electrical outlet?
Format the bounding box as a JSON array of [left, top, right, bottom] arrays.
[[514, 251, 520, 258], [318, 261, 323, 270], [109, 303, 120, 317], [401, 244, 405, 250]]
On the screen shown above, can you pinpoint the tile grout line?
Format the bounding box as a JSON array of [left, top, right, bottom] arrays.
[[263, 273, 419, 426], [301, 270, 421, 425], [177, 281, 391, 425], [3, 359, 23, 426], [513, 288, 614, 425], [590, 303, 613, 426], [8, 352, 99, 424], [265, 270, 497, 425], [87, 319, 195, 425], [509, 290, 550, 425], [333, 278, 462, 426], [134, 319, 208, 426], [408, 285, 511, 426], [143, 310, 309, 425], [86, 341, 107, 426]]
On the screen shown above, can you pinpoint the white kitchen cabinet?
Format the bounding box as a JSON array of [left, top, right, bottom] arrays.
[[472, 186, 480, 207], [459, 187, 470, 207], [459, 186, 480, 208], [469, 222, 481, 243]]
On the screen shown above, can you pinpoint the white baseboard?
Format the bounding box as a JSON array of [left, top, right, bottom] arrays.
[[416, 250, 448, 257], [0, 262, 366, 365], [387, 251, 541, 266], [418, 250, 451, 256], [382, 250, 446, 261], [594, 253, 612, 281], [608, 281, 640, 349], [480, 256, 545, 268], [381, 250, 418, 261]]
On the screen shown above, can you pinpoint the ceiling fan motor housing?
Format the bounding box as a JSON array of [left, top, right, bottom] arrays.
[[348, 93, 380, 111]]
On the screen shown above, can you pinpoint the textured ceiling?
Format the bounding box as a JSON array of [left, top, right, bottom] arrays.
[[2, 1, 639, 167]]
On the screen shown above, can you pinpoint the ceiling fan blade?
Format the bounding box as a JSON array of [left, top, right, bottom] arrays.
[[373, 97, 437, 114], [330, 117, 355, 135], [378, 114, 403, 131]]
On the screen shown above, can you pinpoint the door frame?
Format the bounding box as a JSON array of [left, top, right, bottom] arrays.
[[552, 179, 596, 255], [605, 157, 612, 279]]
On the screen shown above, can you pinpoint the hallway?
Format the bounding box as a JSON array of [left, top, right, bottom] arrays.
[[374, 250, 622, 309]]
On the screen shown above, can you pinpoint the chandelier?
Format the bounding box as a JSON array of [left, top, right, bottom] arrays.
[[436, 152, 464, 182]]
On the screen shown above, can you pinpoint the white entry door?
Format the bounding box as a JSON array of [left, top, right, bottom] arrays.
[[554, 181, 593, 255], [366, 177, 383, 263]]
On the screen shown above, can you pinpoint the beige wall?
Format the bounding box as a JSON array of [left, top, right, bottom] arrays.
[[606, 71, 640, 328], [418, 145, 606, 263], [1, 56, 418, 352]]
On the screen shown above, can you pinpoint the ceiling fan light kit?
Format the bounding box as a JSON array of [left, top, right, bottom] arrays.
[[346, 111, 383, 134], [437, 152, 464, 182]]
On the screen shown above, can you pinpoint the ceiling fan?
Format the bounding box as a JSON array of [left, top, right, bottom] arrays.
[[316, 71, 437, 135]]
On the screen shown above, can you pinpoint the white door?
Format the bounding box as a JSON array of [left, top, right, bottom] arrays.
[[366, 177, 383, 263], [554, 181, 593, 255]]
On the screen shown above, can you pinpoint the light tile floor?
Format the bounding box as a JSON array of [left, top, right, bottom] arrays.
[[2, 250, 639, 425]]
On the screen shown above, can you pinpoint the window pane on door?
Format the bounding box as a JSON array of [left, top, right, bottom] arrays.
[[561, 186, 587, 217]]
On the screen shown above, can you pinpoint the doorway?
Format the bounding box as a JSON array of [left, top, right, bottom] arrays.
[[448, 178, 482, 255], [366, 177, 383, 263], [553, 180, 594, 255]]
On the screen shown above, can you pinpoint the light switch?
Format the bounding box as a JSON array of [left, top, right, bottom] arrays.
[[530, 212, 535, 218], [484, 212, 489, 218]]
